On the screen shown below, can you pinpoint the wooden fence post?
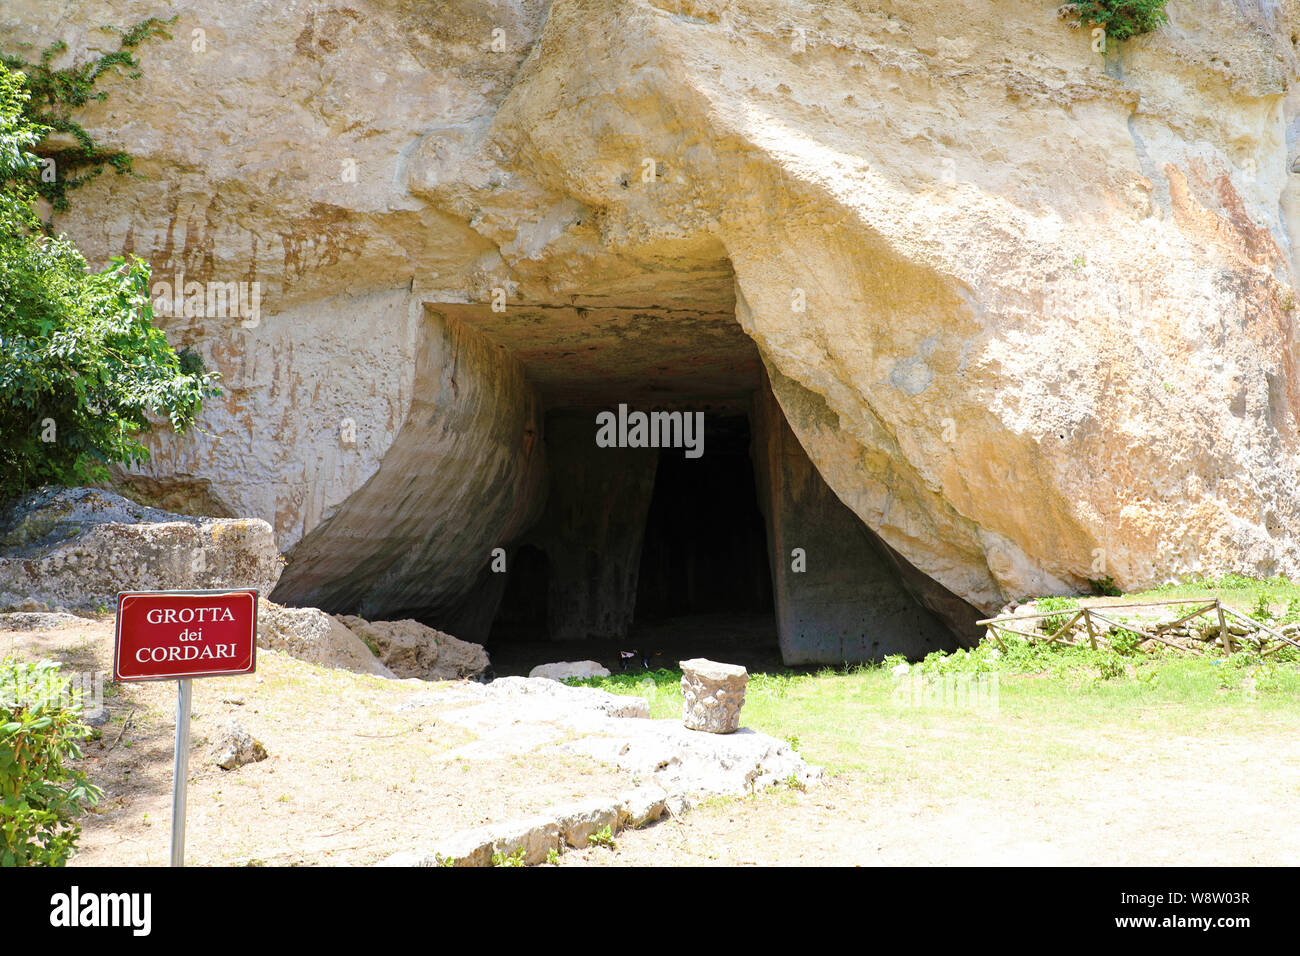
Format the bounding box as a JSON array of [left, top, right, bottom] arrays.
[[1216, 600, 1235, 654], [1084, 607, 1098, 650]]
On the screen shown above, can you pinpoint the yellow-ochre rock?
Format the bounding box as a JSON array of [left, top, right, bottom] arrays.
[[3, 1, 1296, 650]]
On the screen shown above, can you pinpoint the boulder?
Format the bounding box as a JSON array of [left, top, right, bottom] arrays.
[[527, 660, 610, 681], [0, 487, 282, 613], [335, 615, 488, 681], [680, 658, 748, 735], [211, 719, 268, 770], [258, 601, 394, 677]]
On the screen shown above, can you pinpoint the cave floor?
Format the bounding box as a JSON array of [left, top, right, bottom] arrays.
[[485, 611, 786, 678]]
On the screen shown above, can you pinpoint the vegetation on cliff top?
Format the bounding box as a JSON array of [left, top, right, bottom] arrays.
[[0, 17, 173, 216], [1065, 0, 1171, 43]]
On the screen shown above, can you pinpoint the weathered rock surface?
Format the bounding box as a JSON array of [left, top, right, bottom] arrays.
[[527, 660, 611, 681], [563, 721, 820, 813], [429, 676, 819, 806], [379, 783, 668, 867], [4, 1, 1298, 641], [617, 783, 669, 829], [680, 657, 748, 733], [211, 718, 268, 770], [0, 487, 282, 612], [553, 797, 622, 848], [257, 600, 393, 678], [338, 613, 488, 681], [0, 611, 87, 631], [380, 677, 814, 866], [335, 614, 490, 681]]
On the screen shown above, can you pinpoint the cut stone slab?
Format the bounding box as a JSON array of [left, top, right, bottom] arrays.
[[680, 657, 748, 734], [382, 815, 562, 867], [0, 487, 282, 612], [618, 784, 668, 829], [564, 721, 820, 812], [528, 660, 610, 681], [553, 797, 621, 848], [376, 676, 819, 866]]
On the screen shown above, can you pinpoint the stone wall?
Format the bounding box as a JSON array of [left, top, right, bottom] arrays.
[[752, 370, 961, 663], [270, 307, 547, 633], [3, 0, 1298, 635]]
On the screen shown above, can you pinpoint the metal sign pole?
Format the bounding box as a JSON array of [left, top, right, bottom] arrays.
[[170, 678, 192, 867]]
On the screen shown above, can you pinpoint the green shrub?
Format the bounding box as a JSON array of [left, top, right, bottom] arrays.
[[1109, 628, 1142, 656], [1282, 597, 1300, 625], [1096, 653, 1127, 681], [0, 659, 102, 866], [0, 60, 219, 502], [1249, 589, 1274, 623], [1088, 575, 1122, 596], [1068, 1, 1170, 43], [1036, 596, 1081, 634]]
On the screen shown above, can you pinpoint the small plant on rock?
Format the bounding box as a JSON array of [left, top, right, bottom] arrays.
[[587, 825, 615, 849], [491, 846, 527, 867], [1061, 1, 1171, 43]]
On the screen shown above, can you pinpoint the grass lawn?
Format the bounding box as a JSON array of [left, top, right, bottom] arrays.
[[576, 647, 1300, 779], [560, 578, 1300, 865]]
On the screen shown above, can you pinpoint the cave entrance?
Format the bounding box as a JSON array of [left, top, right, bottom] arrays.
[[630, 414, 779, 671], [272, 285, 980, 671], [485, 407, 783, 675]]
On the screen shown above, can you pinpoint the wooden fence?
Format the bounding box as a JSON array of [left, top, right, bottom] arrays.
[[976, 599, 1300, 658]]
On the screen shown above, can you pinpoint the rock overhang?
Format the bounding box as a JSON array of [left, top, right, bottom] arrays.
[[0, 0, 1296, 647]]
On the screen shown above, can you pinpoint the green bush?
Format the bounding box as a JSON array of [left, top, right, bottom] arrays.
[[1069, 1, 1170, 43], [1, 660, 102, 866], [1036, 596, 1081, 634], [1109, 628, 1142, 656], [0, 60, 219, 503]]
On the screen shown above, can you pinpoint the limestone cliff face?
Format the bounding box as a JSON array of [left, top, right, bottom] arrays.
[[3, 0, 1299, 620]]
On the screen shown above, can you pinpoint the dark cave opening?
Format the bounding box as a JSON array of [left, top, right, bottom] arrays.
[[633, 414, 773, 622], [274, 297, 981, 670], [485, 408, 784, 673], [487, 544, 550, 644]]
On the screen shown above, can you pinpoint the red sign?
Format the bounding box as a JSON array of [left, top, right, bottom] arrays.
[[114, 589, 258, 682]]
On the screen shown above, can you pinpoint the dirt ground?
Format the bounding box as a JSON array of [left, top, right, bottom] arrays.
[[560, 724, 1300, 866], [9, 614, 1300, 867], [3, 618, 636, 866]]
